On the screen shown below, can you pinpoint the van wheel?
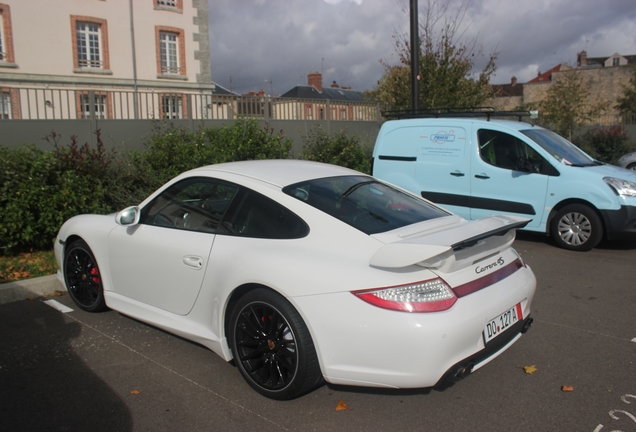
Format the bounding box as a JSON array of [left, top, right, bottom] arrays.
[[550, 204, 602, 251]]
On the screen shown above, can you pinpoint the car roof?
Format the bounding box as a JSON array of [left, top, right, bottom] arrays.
[[190, 160, 364, 187]]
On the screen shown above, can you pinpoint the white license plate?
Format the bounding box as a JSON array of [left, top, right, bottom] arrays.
[[483, 303, 523, 343]]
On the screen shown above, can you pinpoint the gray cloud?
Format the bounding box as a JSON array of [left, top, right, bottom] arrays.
[[208, 0, 636, 94]]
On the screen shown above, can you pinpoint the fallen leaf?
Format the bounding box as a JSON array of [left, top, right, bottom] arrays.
[[48, 290, 65, 297], [523, 365, 538, 374], [561, 385, 574, 392], [130, 390, 141, 395], [335, 400, 349, 411]]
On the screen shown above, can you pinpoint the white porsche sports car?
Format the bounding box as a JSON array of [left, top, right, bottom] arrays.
[[55, 160, 536, 400]]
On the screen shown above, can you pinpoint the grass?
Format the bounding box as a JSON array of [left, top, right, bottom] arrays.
[[0, 250, 58, 284]]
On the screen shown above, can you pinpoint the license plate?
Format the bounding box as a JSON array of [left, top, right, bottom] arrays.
[[483, 303, 523, 344]]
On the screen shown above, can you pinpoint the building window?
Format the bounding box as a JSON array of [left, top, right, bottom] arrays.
[[154, 0, 183, 11], [76, 91, 111, 119], [155, 26, 186, 77], [0, 3, 15, 65], [1, 91, 11, 119], [71, 16, 110, 71], [160, 33, 178, 73], [305, 104, 313, 119], [161, 94, 185, 119], [613, 57, 620, 66]]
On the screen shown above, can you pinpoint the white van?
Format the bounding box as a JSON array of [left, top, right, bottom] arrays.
[[371, 114, 636, 251]]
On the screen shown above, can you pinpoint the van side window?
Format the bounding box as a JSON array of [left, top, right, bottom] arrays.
[[478, 129, 546, 173]]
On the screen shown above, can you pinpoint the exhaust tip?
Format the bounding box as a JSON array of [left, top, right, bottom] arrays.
[[521, 317, 534, 334]]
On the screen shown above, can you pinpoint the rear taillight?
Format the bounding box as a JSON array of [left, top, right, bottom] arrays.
[[352, 278, 457, 312]]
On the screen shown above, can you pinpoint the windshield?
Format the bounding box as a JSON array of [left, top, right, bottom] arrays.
[[521, 128, 597, 167], [283, 176, 449, 234]]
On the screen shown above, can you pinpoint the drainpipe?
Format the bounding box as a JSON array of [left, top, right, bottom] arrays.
[[129, 0, 139, 119]]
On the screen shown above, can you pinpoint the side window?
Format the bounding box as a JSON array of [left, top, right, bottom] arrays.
[[140, 177, 238, 233], [224, 190, 309, 239], [478, 129, 546, 173]]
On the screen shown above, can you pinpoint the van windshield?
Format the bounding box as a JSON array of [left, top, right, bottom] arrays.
[[521, 129, 598, 167]]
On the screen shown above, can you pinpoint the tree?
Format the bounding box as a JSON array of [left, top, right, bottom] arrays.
[[537, 71, 608, 141], [616, 65, 636, 116], [366, 0, 498, 111]]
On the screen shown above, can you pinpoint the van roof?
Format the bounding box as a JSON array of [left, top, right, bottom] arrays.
[[380, 118, 542, 133]]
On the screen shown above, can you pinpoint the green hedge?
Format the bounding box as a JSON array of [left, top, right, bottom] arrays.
[[1, 119, 370, 253], [0, 118, 293, 253]]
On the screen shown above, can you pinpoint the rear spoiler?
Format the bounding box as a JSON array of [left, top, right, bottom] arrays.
[[370, 216, 530, 269]]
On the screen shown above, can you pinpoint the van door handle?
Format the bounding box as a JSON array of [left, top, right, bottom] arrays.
[[474, 174, 490, 179], [183, 255, 203, 270], [450, 171, 465, 177]]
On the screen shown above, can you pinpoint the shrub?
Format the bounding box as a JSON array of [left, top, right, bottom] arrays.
[[301, 126, 372, 173], [577, 125, 634, 164], [204, 117, 293, 163], [0, 144, 110, 251], [0, 119, 293, 252]]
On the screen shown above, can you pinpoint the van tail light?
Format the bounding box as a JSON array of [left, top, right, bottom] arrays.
[[352, 278, 457, 312]]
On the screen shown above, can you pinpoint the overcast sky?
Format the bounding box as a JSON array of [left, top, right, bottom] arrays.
[[208, 0, 636, 96]]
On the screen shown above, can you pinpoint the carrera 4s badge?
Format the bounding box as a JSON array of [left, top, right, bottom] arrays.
[[475, 257, 505, 274]]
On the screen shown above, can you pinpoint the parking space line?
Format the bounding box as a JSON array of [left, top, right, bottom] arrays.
[[42, 299, 74, 313]]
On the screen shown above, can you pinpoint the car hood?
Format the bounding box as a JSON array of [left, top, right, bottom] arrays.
[[370, 215, 529, 273]]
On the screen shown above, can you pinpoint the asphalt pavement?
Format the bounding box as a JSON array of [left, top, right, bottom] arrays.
[[1, 233, 635, 431]]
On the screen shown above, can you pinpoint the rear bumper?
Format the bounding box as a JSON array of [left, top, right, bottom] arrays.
[[292, 265, 536, 389], [600, 205, 636, 241], [436, 316, 533, 387]]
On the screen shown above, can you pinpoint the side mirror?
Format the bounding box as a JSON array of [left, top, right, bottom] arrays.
[[116, 206, 140, 226]]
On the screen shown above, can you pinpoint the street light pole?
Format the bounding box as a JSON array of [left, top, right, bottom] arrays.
[[410, 0, 420, 112]]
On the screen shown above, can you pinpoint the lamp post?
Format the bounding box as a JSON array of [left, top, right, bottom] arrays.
[[410, 0, 420, 112]]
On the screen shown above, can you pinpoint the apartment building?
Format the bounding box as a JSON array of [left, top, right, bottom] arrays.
[[0, 0, 212, 120]]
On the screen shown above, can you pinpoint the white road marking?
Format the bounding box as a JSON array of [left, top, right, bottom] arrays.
[[632, 337, 636, 343], [42, 299, 74, 313]]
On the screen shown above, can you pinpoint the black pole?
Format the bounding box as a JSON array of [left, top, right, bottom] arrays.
[[410, 0, 420, 112]]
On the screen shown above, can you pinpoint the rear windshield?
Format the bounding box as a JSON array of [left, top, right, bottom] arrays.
[[521, 128, 597, 167], [283, 176, 449, 234]]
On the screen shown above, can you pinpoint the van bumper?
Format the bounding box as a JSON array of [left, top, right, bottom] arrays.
[[600, 205, 636, 240]]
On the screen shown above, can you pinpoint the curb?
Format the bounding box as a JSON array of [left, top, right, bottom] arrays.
[[0, 274, 66, 305]]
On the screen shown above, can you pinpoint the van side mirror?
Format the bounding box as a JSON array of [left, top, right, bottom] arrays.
[[116, 206, 140, 226]]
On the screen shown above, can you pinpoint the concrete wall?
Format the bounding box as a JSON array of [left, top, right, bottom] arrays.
[[0, 119, 382, 157]]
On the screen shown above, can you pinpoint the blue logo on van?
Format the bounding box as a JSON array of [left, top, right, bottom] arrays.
[[431, 130, 456, 144]]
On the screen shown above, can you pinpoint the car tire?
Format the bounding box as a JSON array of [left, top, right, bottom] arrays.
[[550, 204, 602, 251], [229, 288, 323, 400], [627, 163, 636, 171], [64, 239, 108, 312]]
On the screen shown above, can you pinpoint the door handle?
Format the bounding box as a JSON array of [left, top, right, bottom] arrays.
[[474, 174, 490, 179], [182, 255, 203, 270], [450, 171, 465, 177]]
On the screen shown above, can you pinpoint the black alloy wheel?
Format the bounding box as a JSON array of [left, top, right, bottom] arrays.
[[64, 240, 108, 312], [229, 289, 322, 400]]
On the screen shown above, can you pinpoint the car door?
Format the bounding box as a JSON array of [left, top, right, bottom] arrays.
[[107, 177, 239, 315], [469, 127, 549, 228], [415, 124, 472, 219]]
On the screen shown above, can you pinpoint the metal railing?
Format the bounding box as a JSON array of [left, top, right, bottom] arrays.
[[0, 86, 381, 122]]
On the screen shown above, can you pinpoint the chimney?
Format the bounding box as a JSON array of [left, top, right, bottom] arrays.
[[511, 76, 517, 85], [331, 80, 339, 88], [308, 72, 323, 92], [578, 50, 587, 67]]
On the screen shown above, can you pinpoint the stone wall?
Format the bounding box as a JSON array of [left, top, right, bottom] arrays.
[[490, 65, 633, 118]]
